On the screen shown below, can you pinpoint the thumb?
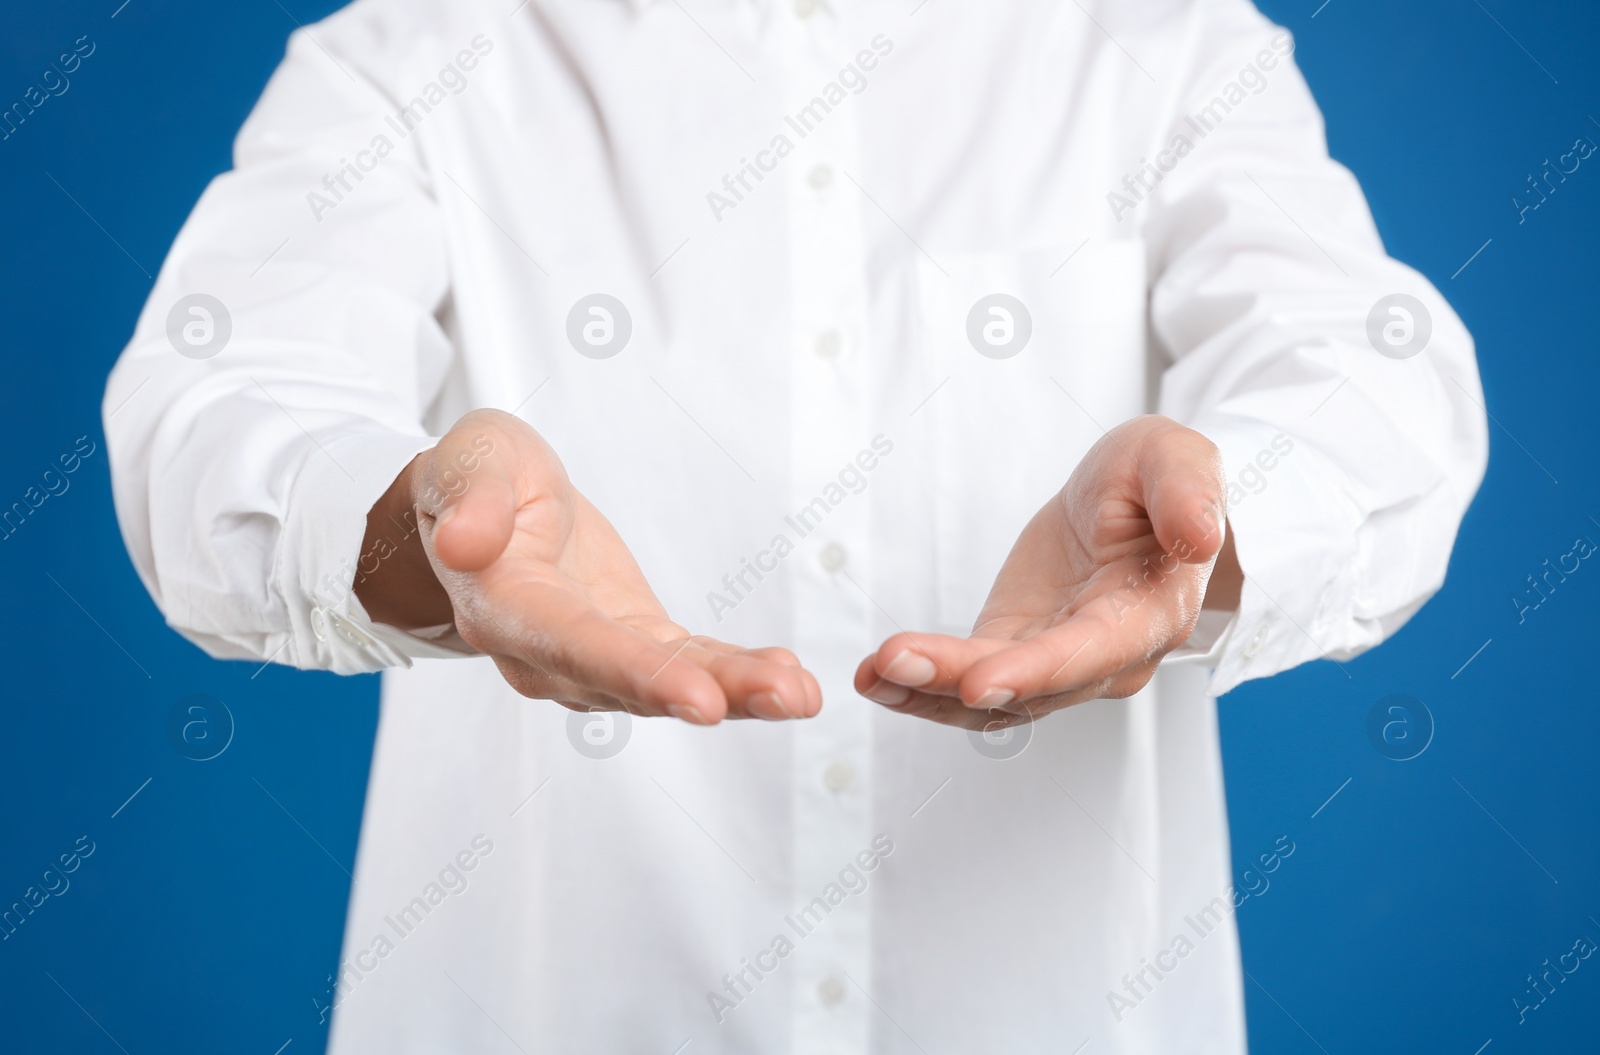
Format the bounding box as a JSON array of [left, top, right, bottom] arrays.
[[1139, 421, 1227, 565], [421, 414, 523, 572]]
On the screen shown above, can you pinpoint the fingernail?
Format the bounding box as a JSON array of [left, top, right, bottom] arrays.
[[972, 689, 1016, 710], [882, 651, 936, 687], [750, 691, 793, 720], [864, 679, 910, 707], [667, 703, 705, 724]]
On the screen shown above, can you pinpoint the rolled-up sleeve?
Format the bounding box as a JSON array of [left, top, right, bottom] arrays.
[[1148, 0, 1489, 695], [103, 17, 462, 674]]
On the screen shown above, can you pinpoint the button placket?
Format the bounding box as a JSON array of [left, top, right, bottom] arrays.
[[781, 8, 874, 1055], [814, 328, 843, 359], [823, 760, 855, 793]]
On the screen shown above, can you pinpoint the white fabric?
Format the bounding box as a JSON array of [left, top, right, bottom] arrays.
[[103, 0, 1487, 1051]]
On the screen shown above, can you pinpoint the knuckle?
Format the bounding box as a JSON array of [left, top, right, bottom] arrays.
[[885, 630, 925, 652]]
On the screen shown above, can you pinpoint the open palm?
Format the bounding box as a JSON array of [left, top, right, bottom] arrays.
[[854, 416, 1227, 729], [415, 410, 820, 724]]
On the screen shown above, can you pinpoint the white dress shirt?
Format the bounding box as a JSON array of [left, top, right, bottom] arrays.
[[103, 0, 1487, 1050]]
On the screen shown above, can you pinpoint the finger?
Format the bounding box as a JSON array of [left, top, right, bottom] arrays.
[[673, 640, 822, 720], [493, 646, 730, 719], [855, 650, 1012, 712], [695, 640, 805, 671], [855, 656, 912, 708], [1135, 420, 1227, 564], [869, 684, 1047, 731], [863, 633, 1009, 695], [424, 416, 527, 572], [882, 690, 976, 727], [747, 648, 824, 716], [854, 655, 904, 701], [676, 641, 822, 718], [481, 587, 731, 723], [490, 654, 635, 713], [956, 608, 1160, 708], [745, 645, 803, 670]]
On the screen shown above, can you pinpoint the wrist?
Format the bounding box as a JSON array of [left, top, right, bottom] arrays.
[[353, 451, 455, 629], [1201, 525, 1243, 611]]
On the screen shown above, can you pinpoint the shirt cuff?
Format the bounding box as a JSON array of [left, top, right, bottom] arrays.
[[1177, 419, 1363, 697], [275, 428, 472, 674], [1165, 607, 1237, 668]]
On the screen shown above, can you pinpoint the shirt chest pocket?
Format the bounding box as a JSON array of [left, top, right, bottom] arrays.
[[916, 240, 1150, 632]]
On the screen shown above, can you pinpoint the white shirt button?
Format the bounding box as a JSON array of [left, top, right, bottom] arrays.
[[818, 542, 847, 572], [817, 975, 846, 1006], [807, 163, 833, 189], [823, 760, 854, 792], [331, 613, 374, 648], [793, 0, 819, 19], [814, 330, 842, 358], [1242, 623, 1269, 659]]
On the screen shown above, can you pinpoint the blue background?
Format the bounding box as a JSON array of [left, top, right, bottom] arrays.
[[1, 1, 1596, 1051]]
